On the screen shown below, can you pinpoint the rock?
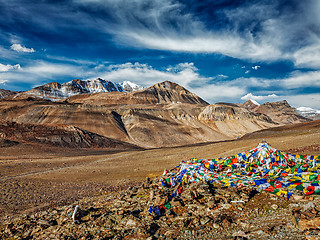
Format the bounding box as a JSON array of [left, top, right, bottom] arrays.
[[293, 195, 304, 201], [126, 219, 138, 227], [232, 230, 246, 237], [299, 217, 320, 231], [200, 217, 211, 225], [213, 223, 220, 229], [302, 202, 315, 211]]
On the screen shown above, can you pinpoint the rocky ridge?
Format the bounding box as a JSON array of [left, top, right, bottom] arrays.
[[240, 99, 260, 111], [242, 100, 310, 124], [198, 103, 275, 138], [0, 89, 18, 99]]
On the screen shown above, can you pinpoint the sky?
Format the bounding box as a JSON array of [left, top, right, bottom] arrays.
[[0, 0, 320, 109]]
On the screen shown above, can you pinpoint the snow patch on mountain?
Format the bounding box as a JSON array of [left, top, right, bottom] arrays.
[[25, 78, 145, 100], [296, 107, 320, 119], [121, 81, 144, 92], [250, 99, 260, 106]]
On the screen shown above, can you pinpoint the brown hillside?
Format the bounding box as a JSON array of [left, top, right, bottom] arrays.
[[198, 102, 276, 138], [0, 121, 142, 150], [252, 100, 310, 124]]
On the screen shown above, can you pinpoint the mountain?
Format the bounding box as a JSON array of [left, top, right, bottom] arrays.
[[249, 100, 310, 124], [66, 81, 209, 106], [198, 102, 275, 138], [132, 81, 209, 105], [121, 81, 144, 92], [296, 107, 320, 120], [0, 84, 277, 148], [0, 89, 18, 99], [17, 79, 145, 101], [240, 99, 260, 111], [0, 81, 310, 149]]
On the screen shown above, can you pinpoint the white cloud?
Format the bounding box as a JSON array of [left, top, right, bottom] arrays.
[[10, 43, 35, 53], [24, 62, 79, 76], [252, 66, 260, 70], [293, 44, 320, 68], [0, 61, 96, 88], [0, 63, 21, 72], [120, 31, 282, 61], [241, 93, 278, 101], [100, 62, 210, 87], [194, 84, 245, 103], [0, 79, 8, 84], [282, 71, 320, 89]]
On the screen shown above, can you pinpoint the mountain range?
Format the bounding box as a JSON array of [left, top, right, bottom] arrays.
[[11, 79, 144, 101], [0, 79, 313, 149]]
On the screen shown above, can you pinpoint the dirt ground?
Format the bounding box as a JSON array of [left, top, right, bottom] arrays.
[[0, 120, 320, 217]]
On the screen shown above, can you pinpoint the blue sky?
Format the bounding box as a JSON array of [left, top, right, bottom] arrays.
[[0, 0, 320, 108]]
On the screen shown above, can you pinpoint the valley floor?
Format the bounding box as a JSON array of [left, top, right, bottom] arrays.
[[0, 120, 319, 218]]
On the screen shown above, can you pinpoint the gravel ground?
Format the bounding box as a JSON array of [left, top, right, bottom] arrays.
[[1, 178, 320, 239], [0, 178, 138, 217]]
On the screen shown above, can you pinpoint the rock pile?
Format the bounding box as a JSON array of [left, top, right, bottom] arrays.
[[1, 177, 320, 239]]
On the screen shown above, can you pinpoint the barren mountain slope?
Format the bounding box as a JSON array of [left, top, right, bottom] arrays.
[[250, 100, 310, 124], [198, 102, 276, 138], [0, 121, 141, 150], [0, 100, 131, 143], [0, 99, 228, 148], [131, 81, 209, 105]]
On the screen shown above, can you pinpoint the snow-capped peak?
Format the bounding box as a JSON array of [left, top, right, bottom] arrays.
[[121, 81, 144, 92], [27, 78, 125, 100], [296, 106, 320, 119], [249, 99, 260, 106]]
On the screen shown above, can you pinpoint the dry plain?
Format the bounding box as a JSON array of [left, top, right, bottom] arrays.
[[1, 120, 320, 217]]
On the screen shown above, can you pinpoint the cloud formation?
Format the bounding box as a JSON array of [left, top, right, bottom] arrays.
[[241, 93, 278, 101], [10, 44, 35, 53], [0, 0, 319, 68], [0, 63, 21, 72], [71, 0, 320, 66], [252, 66, 260, 70], [100, 62, 211, 88]]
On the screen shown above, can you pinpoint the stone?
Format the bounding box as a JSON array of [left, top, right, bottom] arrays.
[[299, 217, 320, 231]]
